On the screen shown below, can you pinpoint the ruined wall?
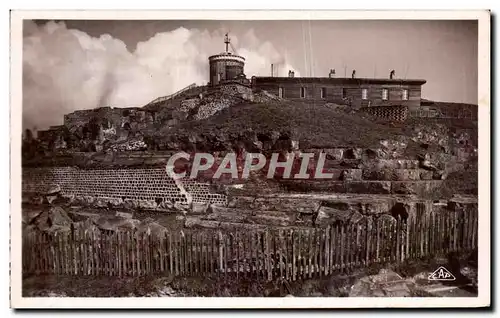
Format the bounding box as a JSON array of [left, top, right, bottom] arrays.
[[409, 104, 478, 120], [64, 107, 155, 135], [22, 167, 227, 207]]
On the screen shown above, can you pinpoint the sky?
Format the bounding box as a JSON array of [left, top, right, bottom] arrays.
[[23, 19, 478, 131]]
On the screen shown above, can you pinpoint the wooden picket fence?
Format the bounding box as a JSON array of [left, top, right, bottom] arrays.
[[22, 208, 478, 281]]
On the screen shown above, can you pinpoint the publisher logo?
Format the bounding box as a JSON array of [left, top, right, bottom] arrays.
[[428, 266, 456, 281]]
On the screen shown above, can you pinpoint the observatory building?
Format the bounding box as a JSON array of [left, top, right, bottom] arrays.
[[208, 34, 246, 86], [206, 34, 426, 111]]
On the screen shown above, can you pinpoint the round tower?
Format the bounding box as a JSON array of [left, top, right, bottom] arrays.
[[208, 33, 245, 86]]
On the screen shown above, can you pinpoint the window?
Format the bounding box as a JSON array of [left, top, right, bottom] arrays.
[[361, 88, 368, 100], [320, 87, 326, 99], [300, 87, 306, 98], [402, 89, 408, 100], [342, 88, 347, 99], [278, 87, 284, 98], [382, 88, 389, 100]]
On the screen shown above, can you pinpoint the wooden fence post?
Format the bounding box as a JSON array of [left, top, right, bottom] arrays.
[[265, 230, 271, 281], [325, 226, 330, 276]]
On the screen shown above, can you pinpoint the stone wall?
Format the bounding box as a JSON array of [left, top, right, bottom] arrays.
[[361, 106, 408, 121], [219, 83, 253, 100], [194, 97, 234, 120], [22, 167, 227, 207], [410, 103, 478, 120]]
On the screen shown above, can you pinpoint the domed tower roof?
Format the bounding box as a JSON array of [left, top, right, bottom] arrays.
[[208, 33, 245, 62]]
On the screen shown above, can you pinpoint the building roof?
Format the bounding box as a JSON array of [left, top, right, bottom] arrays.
[[252, 76, 427, 86], [208, 52, 245, 62]]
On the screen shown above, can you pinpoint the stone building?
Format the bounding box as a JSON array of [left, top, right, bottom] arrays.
[[250, 75, 426, 110], [208, 33, 249, 87], [206, 34, 427, 110]]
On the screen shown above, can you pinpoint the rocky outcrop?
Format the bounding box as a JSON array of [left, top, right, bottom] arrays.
[[28, 206, 73, 232], [349, 269, 411, 297]]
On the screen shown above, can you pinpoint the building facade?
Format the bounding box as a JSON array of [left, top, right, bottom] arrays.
[[251, 76, 427, 110], [208, 34, 248, 87], [208, 53, 246, 86]]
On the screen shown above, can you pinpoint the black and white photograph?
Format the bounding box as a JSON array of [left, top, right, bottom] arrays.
[[10, 10, 490, 308]]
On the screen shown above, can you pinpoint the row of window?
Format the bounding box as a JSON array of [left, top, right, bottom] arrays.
[[278, 87, 409, 101]]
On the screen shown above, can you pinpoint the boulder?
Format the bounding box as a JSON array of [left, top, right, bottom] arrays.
[[136, 221, 168, 236], [349, 211, 364, 224], [137, 199, 158, 210], [432, 170, 448, 180], [349, 268, 408, 297], [347, 181, 391, 194], [94, 197, 111, 208], [420, 159, 438, 171], [191, 202, 210, 214], [315, 206, 353, 226], [123, 198, 137, 210], [46, 195, 58, 204], [45, 184, 61, 195], [320, 199, 390, 216], [158, 200, 174, 210], [324, 148, 344, 160], [419, 170, 434, 180], [362, 201, 391, 215], [379, 138, 408, 159], [343, 148, 363, 160], [227, 196, 255, 209], [185, 217, 220, 229], [376, 214, 397, 225], [174, 201, 189, 213], [94, 216, 141, 231], [391, 181, 443, 196], [394, 169, 421, 181], [82, 196, 95, 205], [341, 169, 363, 181], [447, 195, 478, 212], [23, 209, 43, 224], [116, 212, 133, 219], [107, 197, 124, 207], [31, 206, 73, 232], [203, 205, 252, 222]]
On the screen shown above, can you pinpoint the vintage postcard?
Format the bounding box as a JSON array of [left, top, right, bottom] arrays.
[[10, 10, 490, 308]]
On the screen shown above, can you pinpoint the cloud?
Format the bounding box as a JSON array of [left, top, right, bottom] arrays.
[[22, 21, 299, 131]]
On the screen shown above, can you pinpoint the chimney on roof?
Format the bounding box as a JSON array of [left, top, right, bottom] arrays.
[[329, 69, 336, 78], [352, 70, 356, 79], [390, 70, 395, 79], [288, 70, 294, 78]]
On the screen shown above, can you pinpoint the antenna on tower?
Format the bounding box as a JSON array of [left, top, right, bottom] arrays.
[[224, 33, 230, 53]]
